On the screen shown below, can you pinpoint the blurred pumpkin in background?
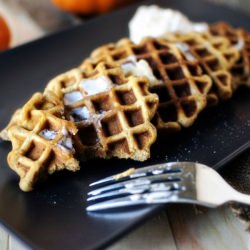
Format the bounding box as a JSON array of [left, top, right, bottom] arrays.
[[0, 15, 10, 51], [51, 0, 134, 14]]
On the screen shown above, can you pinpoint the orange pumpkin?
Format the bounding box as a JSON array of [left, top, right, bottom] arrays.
[[0, 15, 11, 51], [51, 0, 133, 14]]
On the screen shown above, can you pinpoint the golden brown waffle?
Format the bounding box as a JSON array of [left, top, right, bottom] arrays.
[[5, 92, 79, 192], [81, 37, 212, 131], [45, 62, 159, 161], [162, 32, 239, 105], [0, 91, 64, 141], [0, 109, 21, 141], [210, 21, 250, 89]]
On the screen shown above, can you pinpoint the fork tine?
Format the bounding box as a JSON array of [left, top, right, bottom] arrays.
[[87, 181, 180, 202], [86, 190, 181, 212], [87, 195, 144, 211], [88, 173, 183, 196], [89, 162, 183, 187], [89, 168, 136, 186]]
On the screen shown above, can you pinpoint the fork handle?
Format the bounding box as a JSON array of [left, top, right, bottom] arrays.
[[196, 165, 250, 207], [230, 190, 250, 206]]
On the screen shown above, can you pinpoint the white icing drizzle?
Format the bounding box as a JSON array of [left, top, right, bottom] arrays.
[[90, 112, 107, 127], [121, 58, 159, 85], [70, 106, 109, 132], [64, 91, 83, 105], [59, 137, 73, 151], [58, 127, 74, 152], [39, 129, 57, 140], [175, 42, 196, 62], [80, 76, 114, 95], [232, 38, 245, 51], [127, 55, 137, 62], [70, 107, 90, 122], [193, 23, 209, 33]]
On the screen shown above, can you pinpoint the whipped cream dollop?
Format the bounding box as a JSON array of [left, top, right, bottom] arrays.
[[129, 5, 208, 43]]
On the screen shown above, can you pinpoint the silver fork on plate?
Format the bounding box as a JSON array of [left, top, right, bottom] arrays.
[[86, 162, 250, 212]]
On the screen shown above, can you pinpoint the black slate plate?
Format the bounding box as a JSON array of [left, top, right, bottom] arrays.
[[1, 0, 250, 249]]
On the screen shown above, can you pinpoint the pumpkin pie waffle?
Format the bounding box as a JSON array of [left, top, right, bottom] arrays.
[[3, 92, 80, 192], [209, 21, 250, 89], [81, 37, 212, 132], [0, 109, 21, 141], [0, 91, 64, 141], [45, 62, 158, 161], [162, 32, 240, 105]]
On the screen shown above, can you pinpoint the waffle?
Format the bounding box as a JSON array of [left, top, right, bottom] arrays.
[[5, 92, 80, 192], [0, 91, 64, 141], [45, 62, 159, 161], [162, 32, 240, 105], [0, 109, 21, 141], [210, 21, 250, 89], [81, 37, 212, 131]]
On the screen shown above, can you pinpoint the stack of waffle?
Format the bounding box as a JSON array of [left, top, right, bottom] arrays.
[[1, 21, 249, 191]]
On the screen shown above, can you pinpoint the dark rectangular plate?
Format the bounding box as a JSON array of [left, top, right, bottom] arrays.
[[1, 0, 250, 249]]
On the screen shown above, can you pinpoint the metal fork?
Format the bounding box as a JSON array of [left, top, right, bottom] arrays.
[[86, 162, 250, 212]]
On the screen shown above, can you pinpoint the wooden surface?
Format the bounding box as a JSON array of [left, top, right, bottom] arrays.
[[109, 205, 250, 250], [0, 0, 250, 249], [0, 205, 249, 250]]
